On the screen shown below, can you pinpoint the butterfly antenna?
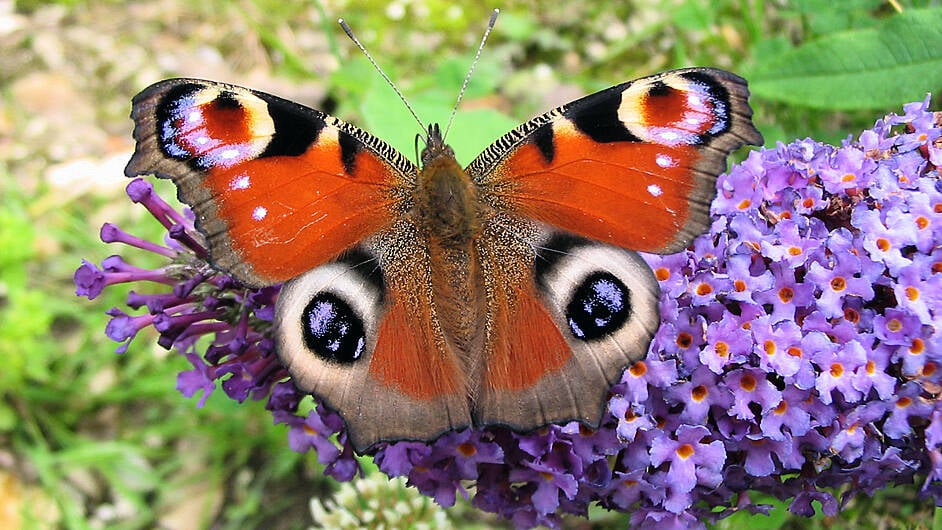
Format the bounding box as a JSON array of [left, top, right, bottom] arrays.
[[442, 8, 500, 142], [339, 18, 426, 132]]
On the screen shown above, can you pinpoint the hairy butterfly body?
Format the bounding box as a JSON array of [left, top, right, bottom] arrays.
[[126, 67, 762, 452]]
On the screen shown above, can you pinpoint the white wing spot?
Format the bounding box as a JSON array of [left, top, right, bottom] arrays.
[[657, 130, 681, 143], [220, 148, 240, 160], [647, 184, 663, 197], [656, 154, 675, 168], [252, 206, 268, 221], [230, 174, 251, 190]]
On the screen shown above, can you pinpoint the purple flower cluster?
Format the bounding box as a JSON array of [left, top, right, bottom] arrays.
[[76, 97, 942, 528]]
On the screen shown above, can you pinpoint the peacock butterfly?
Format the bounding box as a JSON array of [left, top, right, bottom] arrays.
[[125, 55, 762, 452]]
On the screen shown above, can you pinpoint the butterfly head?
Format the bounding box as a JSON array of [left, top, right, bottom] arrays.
[[420, 123, 455, 168]]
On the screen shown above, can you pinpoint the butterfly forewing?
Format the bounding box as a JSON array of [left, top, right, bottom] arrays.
[[468, 68, 763, 255], [125, 78, 418, 287]]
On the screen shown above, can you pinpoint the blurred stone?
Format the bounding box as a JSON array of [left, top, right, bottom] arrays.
[[0, 469, 60, 530]]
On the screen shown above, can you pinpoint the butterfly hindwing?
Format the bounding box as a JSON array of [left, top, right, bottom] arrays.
[[470, 221, 661, 430], [125, 78, 417, 287], [274, 240, 471, 452]]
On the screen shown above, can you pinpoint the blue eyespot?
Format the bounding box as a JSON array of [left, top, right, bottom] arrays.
[[566, 272, 632, 341], [301, 293, 365, 363]]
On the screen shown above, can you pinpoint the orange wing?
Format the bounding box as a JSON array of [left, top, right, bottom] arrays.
[[125, 79, 416, 287], [274, 242, 471, 453], [468, 68, 763, 255], [469, 223, 663, 431], [466, 68, 761, 431], [126, 79, 475, 452]]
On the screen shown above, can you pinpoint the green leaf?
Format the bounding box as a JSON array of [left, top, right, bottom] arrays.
[[359, 81, 519, 167], [359, 82, 442, 159], [0, 401, 16, 431], [445, 108, 520, 167], [746, 8, 942, 110], [672, 1, 715, 32], [790, 0, 884, 34], [496, 11, 539, 41]]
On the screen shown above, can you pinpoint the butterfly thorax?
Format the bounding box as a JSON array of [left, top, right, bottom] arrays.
[[415, 124, 482, 249]]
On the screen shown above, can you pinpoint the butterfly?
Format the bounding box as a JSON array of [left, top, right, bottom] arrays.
[[125, 67, 762, 453]]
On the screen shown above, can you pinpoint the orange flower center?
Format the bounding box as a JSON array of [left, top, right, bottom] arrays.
[[692, 385, 708, 402], [830, 363, 844, 377], [715, 341, 729, 357], [457, 442, 478, 457], [740, 373, 757, 391], [763, 339, 776, 356], [778, 287, 794, 303], [655, 267, 670, 281], [844, 308, 860, 323], [923, 362, 937, 377], [830, 277, 846, 291]]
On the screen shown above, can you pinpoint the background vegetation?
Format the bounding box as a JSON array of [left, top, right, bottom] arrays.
[[1, 0, 941, 528]]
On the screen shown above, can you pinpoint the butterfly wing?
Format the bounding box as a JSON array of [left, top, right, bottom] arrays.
[[467, 68, 762, 430], [125, 78, 415, 287], [470, 68, 763, 254], [126, 79, 471, 452], [470, 222, 661, 430], [275, 238, 472, 453]]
